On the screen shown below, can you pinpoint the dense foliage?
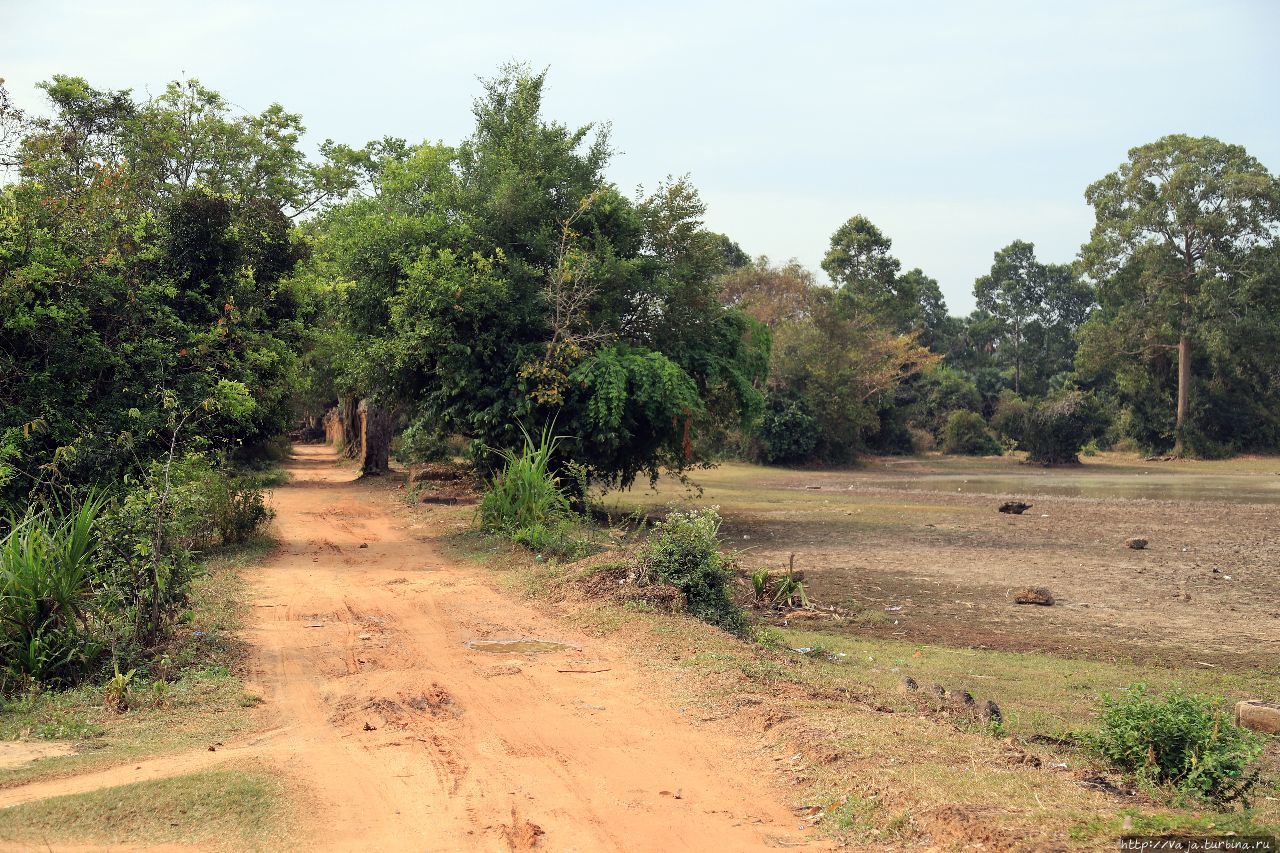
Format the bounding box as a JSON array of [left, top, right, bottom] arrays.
[[305, 65, 768, 487], [0, 77, 305, 686], [2, 68, 1279, 687], [1022, 391, 1108, 465], [1089, 684, 1264, 804], [941, 410, 1002, 456], [637, 507, 744, 633]]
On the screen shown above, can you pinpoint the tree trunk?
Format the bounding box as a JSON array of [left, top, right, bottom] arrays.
[[338, 396, 361, 458], [323, 408, 343, 445], [1013, 320, 1021, 395], [1173, 334, 1191, 456], [359, 400, 392, 476]]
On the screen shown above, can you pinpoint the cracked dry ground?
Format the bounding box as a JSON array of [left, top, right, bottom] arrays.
[[1, 444, 827, 852]]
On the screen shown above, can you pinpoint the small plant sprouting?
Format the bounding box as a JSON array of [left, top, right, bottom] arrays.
[[773, 554, 809, 608], [751, 568, 772, 605], [103, 663, 136, 713]]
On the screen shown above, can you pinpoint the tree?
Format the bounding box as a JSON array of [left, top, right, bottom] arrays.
[[973, 240, 1094, 397], [718, 256, 814, 328], [1081, 135, 1280, 454], [769, 290, 937, 462], [974, 240, 1045, 394], [309, 64, 767, 487], [822, 215, 901, 296], [0, 76, 333, 512]]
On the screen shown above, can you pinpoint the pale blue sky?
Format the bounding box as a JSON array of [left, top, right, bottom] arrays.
[[4, 0, 1278, 313]]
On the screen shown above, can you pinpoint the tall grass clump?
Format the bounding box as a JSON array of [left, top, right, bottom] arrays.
[[638, 507, 745, 633], [1088, 684, 1265, 805], [0, 497, 106, 687], [479, 426, 592, 560]]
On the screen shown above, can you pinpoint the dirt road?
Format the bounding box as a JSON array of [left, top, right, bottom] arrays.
[[246, 444, 818, 851]]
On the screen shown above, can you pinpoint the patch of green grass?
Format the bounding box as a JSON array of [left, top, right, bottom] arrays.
[[1070, 807, 1278, 843], [0, 765, 291, 850], [774, 627, 1279, 738]]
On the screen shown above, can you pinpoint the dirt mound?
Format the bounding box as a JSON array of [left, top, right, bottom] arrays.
[[573, 556, 687, 613]]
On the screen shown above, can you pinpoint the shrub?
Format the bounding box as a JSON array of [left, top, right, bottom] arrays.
[[989, 391, 1029, 446], [394, 420, 452, 465], [1088, 684, 1264, 804], [0, 498, 107, 688], [907, 426, 936, 454], [915, 365, 983, 435], [941, 411, 1002, 456], [638, 507, 744, 632], [480, 425, 572, 533], [202, 476, 272, 547], [756, 397, 818, 464], [1023, 390, 1108, 465]]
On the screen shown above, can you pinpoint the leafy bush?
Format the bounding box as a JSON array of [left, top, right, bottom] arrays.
[[1023, 390, 1108, 465], [1088, 684, 1264, 804], [989, 391, 1029, 446], [394, 420, 452, 465], [0, 499, 106, 688], [201, 476, 272, 547], [907, 426, 936, 454], [757, 397, 818, 464], [941, 411, 1002, 456], [480, 426, 573, 533], [638, 507, 744, 632]]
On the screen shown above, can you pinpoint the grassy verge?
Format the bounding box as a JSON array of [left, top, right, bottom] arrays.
[[0, 536, 272, 789], [0, 763, 291, 850], [441, 523, 1280, 849]]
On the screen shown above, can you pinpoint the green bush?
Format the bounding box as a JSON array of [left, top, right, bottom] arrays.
[[480, 425, 573, 533], [941, 410, 1002, 456], [989, 391, 1029, 446], [480, 425, 594, 560], [0, 499, 106, 688], [1023, 390, 1108, 465], [394, 419, 452, 465], [638, 507, 745, 633], [1088, 684, 1265, 804], [202, 476, 272, 547], [757, 397, 818, 464]]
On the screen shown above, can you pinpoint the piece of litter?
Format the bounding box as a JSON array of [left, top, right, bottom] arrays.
[[884, 605, 903, 612]]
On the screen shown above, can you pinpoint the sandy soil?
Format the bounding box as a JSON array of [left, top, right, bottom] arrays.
[[0, 445, 824, 851]]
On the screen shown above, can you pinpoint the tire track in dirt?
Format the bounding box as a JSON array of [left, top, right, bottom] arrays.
[[0, 445, 824, 851], [244, 445, 823, 851]]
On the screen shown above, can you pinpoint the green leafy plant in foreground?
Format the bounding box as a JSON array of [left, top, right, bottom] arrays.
[[638, 507, 745, 633], [479, 425, 593, 560], [0, 497, 107, 687], [1087, 684, 1265, 805]]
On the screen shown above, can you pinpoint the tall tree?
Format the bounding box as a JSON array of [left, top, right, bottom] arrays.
[[974, 240, 1091, 395], [0, 76, 335, 510], [310, 64, 767, 487], [1081, 134, 1280, 454]]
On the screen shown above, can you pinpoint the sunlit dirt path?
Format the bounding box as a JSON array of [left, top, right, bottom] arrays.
[[241, 444, 820, 851]]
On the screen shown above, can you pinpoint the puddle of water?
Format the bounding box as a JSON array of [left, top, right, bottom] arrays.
[[466, 639, 572, 655]]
